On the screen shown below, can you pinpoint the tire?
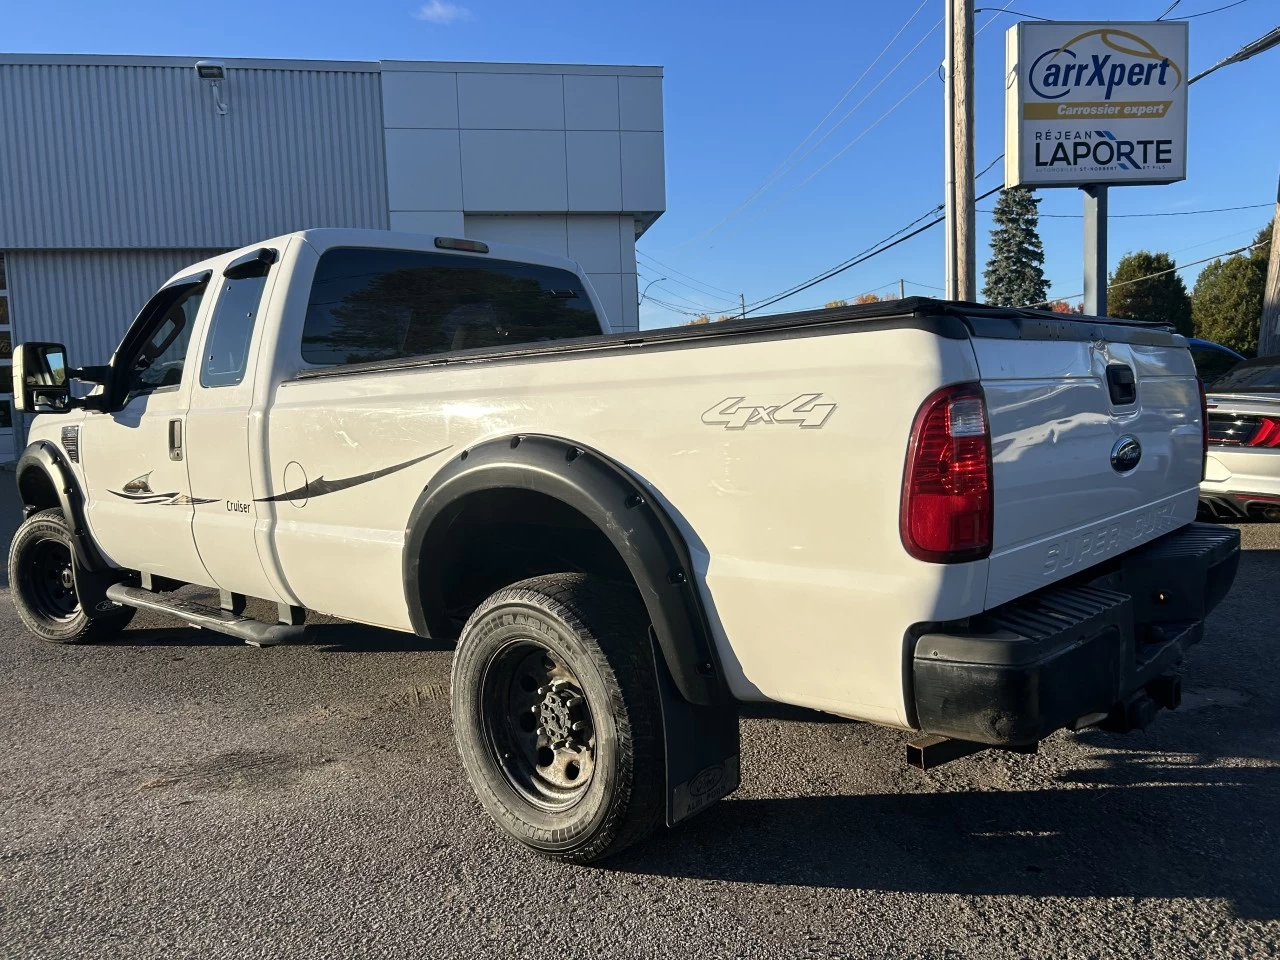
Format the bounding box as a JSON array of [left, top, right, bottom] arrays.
[[451, 573, 665, 864], [8, 508, 134, 644]]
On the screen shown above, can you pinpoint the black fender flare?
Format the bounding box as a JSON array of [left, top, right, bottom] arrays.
[[16, 440, 106, 570], [403, 434, 726, 707], [15, 440, 123, 615]]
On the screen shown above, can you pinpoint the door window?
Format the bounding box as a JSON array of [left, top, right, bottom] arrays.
[[121, 284, 206, 402], [300, 247, 600, 367], [201, 273, 268, 387]]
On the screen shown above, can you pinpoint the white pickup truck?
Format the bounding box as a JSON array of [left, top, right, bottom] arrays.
[[9, 229, 1239, 862]]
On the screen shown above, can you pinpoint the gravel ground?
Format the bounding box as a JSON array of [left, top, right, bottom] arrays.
[[1, 496, 1277, 959]]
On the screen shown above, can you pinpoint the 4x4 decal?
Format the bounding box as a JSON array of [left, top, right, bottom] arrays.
[[701, 393, 837, 430]]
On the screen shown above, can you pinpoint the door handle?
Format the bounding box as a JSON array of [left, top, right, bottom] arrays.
[[169, 419, 183, 461]]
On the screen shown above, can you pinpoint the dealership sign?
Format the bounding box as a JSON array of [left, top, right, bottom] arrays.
[[1005, 21, 1189, 188]]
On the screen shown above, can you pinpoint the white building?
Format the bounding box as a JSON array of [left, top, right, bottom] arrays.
[[0, 54, 666, 457]]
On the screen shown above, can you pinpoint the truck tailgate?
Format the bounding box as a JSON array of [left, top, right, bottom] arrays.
[[972, 334, 1203, 608]]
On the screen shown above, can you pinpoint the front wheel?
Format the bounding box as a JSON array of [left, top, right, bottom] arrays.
[[8, 508, 134, 644], [451, 574, 665, 864]]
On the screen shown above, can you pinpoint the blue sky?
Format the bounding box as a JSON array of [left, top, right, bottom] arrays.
[[7, 0, 1278, 328]]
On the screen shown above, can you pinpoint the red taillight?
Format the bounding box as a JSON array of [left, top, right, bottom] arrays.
[[1198, 378, 1208, 480], [1247, 417, 1280, 448], [900, 382, 993, 563]]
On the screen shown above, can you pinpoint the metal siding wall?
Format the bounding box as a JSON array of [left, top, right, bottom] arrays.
[[0, 63, 387, 249], [6, 250, 218, 366]]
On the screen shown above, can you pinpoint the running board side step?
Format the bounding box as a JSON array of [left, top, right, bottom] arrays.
[[104, 584, 306, 647]]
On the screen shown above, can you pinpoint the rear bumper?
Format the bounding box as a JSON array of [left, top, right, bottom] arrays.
[[1200, 448, 1280, 519], [910, 522, 1240, 746]]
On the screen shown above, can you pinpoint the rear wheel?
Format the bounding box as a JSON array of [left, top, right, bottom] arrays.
[[8, 508, 134, 644], [451, 573, 664, 863]]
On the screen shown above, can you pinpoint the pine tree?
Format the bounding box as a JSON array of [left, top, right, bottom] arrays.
[[982, 187, 1048, 307]]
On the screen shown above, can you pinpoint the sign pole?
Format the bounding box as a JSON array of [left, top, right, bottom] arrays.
[[1083, 184, 1108, 317]]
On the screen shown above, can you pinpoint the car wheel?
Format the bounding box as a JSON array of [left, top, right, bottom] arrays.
[[451, 573, 664, 864], [8, 508, 134, 644]]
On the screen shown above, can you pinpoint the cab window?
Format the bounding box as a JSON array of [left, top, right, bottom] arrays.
[[201, 273, 269, 388], [300, 247, 601, 367], [122, 283, 206, 402]]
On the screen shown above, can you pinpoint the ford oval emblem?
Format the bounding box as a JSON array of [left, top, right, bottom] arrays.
[[1111, 435, 1142, 473]]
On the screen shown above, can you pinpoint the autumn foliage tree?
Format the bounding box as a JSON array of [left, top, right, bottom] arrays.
[[853, 293, 881, 305]]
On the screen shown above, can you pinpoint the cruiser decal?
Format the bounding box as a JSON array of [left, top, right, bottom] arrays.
[[255, 446, 452, 504], [110, 472, 218, 506]]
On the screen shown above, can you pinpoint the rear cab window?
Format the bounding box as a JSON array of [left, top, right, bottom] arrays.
[[300, 247, 602, 367]]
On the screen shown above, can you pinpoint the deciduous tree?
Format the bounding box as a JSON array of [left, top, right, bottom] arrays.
[[1107, 251, 1192, 334], [1191, 219, 1272, 355]]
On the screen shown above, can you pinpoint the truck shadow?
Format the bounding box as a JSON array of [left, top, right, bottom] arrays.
[[615, 755, 1280, 917], [111, 621, 452, 653]]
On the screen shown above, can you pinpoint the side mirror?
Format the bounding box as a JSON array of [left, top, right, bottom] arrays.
[[12, 342, 72, 414]]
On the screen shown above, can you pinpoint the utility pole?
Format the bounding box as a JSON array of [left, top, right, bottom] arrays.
[[953, 0, 976, 301], [740, 293, 746, 319], [1259, 169, 1280, 357], [899, 278, 906, 301], [943, 0, 955, 299]]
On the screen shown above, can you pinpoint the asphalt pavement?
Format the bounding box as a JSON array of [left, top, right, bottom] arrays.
[[1, 481, 1277, 959]]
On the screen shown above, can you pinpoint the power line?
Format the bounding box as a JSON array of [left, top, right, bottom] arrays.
[[742, 184, 1007, 316], [733, 156, 1003, 314], [973, 7, 1051, 19], [742, 70, 938, 227], [635, 251, 740, 298], [637, 272, 734, 313], [696, 0, 934, 237], [636, 267, 738, 310], [1190, 24, 1280, 83], [1172, 0, 1251, 19], [975, 153, 1004, 181], [1032, 237, 1272, 306], [744, 1, 1011, 225], [977, 201, 1273, 218], [751, 18, 944, 195]]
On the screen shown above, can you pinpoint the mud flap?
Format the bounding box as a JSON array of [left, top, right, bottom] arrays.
[[651, 632, 740, 826]]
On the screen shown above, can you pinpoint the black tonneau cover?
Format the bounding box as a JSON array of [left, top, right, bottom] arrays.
[[293, 296, 1183, 381]]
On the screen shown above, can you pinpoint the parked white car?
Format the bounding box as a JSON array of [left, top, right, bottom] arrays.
[[1200, 356, 1280, 521], [9, 229, 1239, 862]]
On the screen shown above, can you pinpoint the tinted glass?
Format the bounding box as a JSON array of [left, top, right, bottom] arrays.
[[124, 284, 205, 400], [1190, 347, 1241, 384], [201, 274, 268, 387], [1210, 359, 1280, 392], [301, 247, 601, 366]]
